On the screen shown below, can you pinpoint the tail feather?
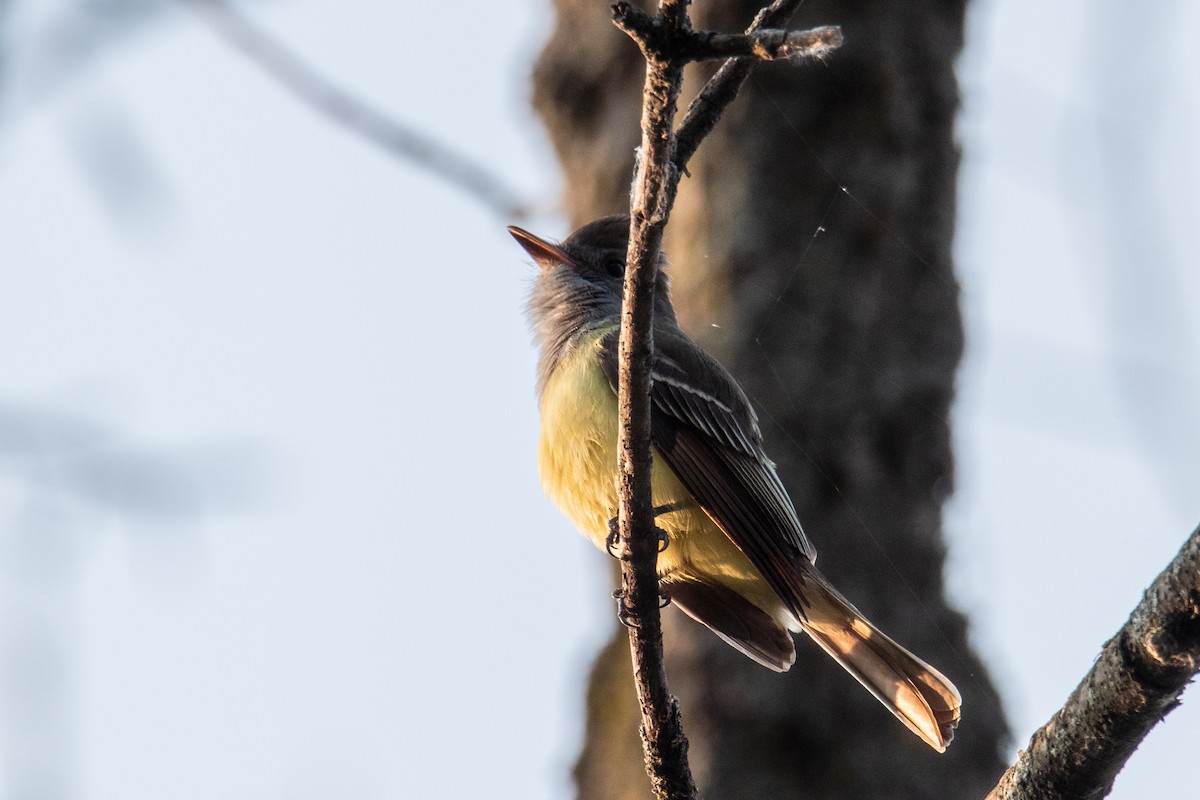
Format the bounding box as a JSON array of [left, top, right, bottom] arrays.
[[668, 578, 797, 672], [796, 569, 962, 752]]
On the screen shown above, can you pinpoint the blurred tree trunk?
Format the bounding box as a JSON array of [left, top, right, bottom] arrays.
[[532, 1, 1009, 797]]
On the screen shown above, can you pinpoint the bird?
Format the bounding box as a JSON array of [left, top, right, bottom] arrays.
[[508, 214, 961, 752]]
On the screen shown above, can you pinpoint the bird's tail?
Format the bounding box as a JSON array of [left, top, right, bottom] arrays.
[[794, 567, 962, 752]]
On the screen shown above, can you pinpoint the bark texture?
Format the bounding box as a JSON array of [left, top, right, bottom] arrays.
[[532, 1, 1009, 797], [986, 525, 1200, 800], [611, 3, 698, 796]]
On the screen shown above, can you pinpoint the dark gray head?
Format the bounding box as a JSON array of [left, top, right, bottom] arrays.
[[509, 215, 677, 396]]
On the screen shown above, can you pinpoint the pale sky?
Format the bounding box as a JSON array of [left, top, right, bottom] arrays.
[[0, 1, 1197, 798]]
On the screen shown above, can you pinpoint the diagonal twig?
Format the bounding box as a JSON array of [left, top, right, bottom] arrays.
[[986, 524, 1200, 800], [674, 0, 839, 175], [183, 0, 530, 220]]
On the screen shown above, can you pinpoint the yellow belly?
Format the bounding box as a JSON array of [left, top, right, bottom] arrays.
[[537, 331, 775, 608]]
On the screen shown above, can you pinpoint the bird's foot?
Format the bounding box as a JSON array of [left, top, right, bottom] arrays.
[[604, 503, 685, 559], [612, 587, 673, 628], [613, 589, 638, 627]]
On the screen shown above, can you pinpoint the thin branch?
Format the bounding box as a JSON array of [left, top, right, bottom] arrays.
[[613, 0, 697, 791], [608, 2, 840, 798], [183, 0, 530, 220], [674, 0, 828, 174], [614, 0, 841, 201], [612, 2, 838, 65], [986, 524, 1200, 800], [686, 26, 842, 62]]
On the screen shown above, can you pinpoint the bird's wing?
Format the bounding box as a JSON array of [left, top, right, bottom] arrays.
[[598, 327, 816, 617]]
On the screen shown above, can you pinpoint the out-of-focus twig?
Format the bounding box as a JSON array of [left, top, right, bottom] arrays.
[[184, 0, 530, 220]]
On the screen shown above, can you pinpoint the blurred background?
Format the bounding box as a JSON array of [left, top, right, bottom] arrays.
[[0, 1, 1196, 798]]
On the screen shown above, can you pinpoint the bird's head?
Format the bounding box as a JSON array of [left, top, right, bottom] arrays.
[[509, 215, 676, 340]]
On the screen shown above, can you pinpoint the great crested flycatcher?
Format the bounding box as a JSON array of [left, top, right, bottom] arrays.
[[509, 215, 961, 752]]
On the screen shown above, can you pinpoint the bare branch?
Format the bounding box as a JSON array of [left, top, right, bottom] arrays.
[[612, 3, 839, 65], [687, 26, 842, 62], [183, 0, 529, 220], [609, 1, 841, 797], [613, 0, 842, 202], [674, 0, 816, 173], [612, 3, 698, 797], [987, 524, 1200, 800]]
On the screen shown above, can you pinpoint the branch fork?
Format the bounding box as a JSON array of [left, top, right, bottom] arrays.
[[611, 2, 841, 66]]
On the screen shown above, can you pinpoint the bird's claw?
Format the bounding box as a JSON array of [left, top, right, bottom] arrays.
[[605, 525, 670, 559], [612, 587, 672, 627], [605, 517, 627, 559], [613, 588, 639, 628], [606, 503, 682, 559]]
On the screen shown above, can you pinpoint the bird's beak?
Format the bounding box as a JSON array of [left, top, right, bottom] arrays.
[[507, 225, 575, 270]]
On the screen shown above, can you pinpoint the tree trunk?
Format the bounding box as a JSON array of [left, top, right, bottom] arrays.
[[532, 1, 1009, 797]]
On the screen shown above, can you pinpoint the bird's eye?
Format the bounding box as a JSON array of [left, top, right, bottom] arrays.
[[603, 256, 625, 279]]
